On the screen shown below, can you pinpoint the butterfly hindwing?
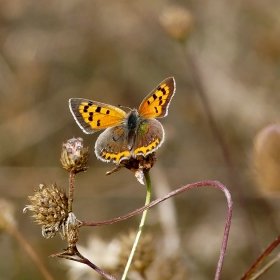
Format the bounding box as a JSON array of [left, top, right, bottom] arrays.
[[95, 126, 131, 163], [138, 77, 176, 119], [133, 118, 165, 157], [69, 98, 126, 134]]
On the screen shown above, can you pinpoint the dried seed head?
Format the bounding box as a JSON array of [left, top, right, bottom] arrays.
[[159, 6, 194, 43], [0, 199, 16, 233], [60, 137, 89, 173], [153, 255, 189, 280], [118, 230, 155, 274], [124, 153, 156, 185], [106, 153, 156, 185], [23, 184, 68, 239]]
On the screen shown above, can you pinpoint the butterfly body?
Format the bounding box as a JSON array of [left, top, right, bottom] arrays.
[[69, 77, 175, 164]]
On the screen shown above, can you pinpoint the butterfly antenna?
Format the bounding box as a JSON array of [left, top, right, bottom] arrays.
[[118, 105, 132, 111]]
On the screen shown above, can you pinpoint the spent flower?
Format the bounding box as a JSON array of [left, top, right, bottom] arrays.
[[23, 183, 68, 239], [152, 255, 189, 280], [106, 153, 157, 185]]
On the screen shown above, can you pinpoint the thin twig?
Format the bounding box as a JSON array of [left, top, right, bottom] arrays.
[[249, 253, 280, 280], [54, 246, 117, 280], [183, 45, 258, 256], [11, 225, 54, 280], [240, 235, 280, 280]]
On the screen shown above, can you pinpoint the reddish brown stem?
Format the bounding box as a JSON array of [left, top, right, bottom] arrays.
[[68, 171, 75, 212], [82, 180, 232, 280], [55, 246, 116, 280], [240, 235, 280, 280], [184, 47, 259, 256]]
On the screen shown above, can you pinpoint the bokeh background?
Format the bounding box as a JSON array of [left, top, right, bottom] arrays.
[[1, 0, 280, 279]]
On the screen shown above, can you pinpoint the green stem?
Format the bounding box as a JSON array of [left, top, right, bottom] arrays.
[[121, 171, 152, 280]]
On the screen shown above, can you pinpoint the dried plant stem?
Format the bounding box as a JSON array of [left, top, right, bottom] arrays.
[[121, 171, 152, 280], [10, 225, 53, 280], [182, 45, 259, 255], [249, 253, 280, 280], [68, 171, 75, 212], [82, 180, 232, 280], [241, 235, 280, 280]]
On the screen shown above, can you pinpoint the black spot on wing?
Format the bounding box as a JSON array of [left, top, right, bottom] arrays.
[[88, 112, 94, 122], [83, 105, 89, 112]]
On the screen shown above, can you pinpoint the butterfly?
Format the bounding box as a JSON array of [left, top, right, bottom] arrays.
[[69, 77, 176, 164]]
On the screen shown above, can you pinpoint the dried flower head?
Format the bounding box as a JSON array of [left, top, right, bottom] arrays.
[[252, 124, 280, 194], [0, 199, 16, 233], [159, 6, 194, 43], [118, 230, 155, 275], [106, 153, 157, 185], [152, 255, 189, 280], [23, 184, 68, 239], [60, 137, 89, 173]]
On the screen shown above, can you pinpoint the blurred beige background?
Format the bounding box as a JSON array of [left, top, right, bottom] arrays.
[[1, 0, 280, 279]]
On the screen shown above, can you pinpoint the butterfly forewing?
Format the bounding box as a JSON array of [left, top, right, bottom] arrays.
[[69, 98, 126, 134], [138, 77, 176, 119]]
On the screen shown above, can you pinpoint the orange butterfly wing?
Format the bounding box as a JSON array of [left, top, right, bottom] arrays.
[[69, 99, 126, 134], [138, 77, 176, 119]]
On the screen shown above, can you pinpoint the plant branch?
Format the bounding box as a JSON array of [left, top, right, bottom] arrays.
[[54, 245, 116, 280], [249, 253, 280, 280], [183, 45, 258, 256], [240, 235, 280, 280]]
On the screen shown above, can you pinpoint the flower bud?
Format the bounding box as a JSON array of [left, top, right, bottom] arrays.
[[60, 137, 89, 173], [159, 6, 194, 43]]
